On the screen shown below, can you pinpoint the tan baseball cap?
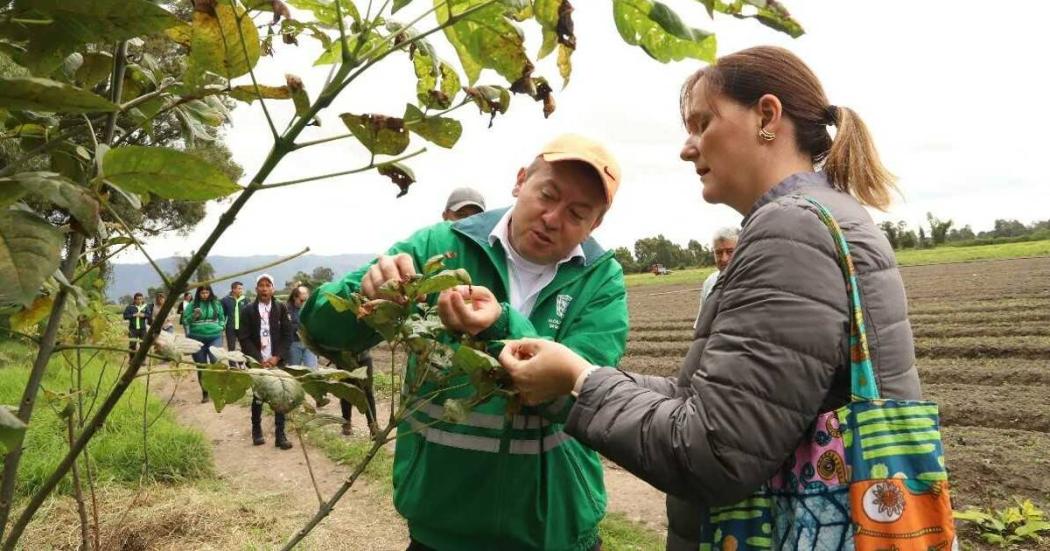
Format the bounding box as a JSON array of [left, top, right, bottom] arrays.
[[539, 134, 621, 204]]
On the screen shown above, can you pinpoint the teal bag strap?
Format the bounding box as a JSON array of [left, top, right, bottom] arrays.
[[802, 197, 880, 401]]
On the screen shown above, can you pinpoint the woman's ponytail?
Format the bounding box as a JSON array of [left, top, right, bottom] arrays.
[[824, 106, 898, 211]]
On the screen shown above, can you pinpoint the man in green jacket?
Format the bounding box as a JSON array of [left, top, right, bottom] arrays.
[[300, 134, 629, 550]]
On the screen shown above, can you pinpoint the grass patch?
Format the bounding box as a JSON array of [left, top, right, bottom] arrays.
[[599, 512, 664, 550], [896, 239, 1050, 265], [623, 239, 1050, 289], [625, 268, 715, 289], [0, 343, 213, 497], [301, 424, 394, 487]]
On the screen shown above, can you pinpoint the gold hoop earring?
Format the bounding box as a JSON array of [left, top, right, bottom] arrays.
[[758, 128, 776, 142]]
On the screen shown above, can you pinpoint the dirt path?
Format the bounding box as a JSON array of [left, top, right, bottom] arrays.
[[149, 372, 408, 550]]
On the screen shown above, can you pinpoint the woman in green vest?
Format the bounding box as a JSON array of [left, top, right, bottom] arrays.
[[181, 284, 226, 402]]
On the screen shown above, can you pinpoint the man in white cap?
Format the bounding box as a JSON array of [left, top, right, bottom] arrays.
[[301, 134, 628, 550], [237, 273, 294, 449], [442, 186, 486, 221]]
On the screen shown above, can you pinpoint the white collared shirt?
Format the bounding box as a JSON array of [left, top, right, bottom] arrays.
[[258, 300, 272, 360], [488, 208, 584, 317]]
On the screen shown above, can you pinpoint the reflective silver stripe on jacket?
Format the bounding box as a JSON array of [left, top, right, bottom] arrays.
[[417, 402, 550, 430], [406, 417, 570, 455]]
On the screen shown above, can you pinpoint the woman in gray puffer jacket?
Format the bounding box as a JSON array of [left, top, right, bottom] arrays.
[[499, 46, 922, 550]]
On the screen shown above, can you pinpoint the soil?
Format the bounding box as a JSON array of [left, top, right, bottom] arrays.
[[620, 256, 1050, 521]]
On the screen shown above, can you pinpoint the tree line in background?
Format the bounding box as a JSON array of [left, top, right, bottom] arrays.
[[612, 214, 1050, 274], [880, 214, 1050, 251]]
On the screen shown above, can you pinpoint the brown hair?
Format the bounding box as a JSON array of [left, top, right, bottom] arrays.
[[681, 46, 897, 210]]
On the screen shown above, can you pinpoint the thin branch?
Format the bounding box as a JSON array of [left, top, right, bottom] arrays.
[[102, 41, 130, 144], [0, 231, 87, 538], [292, 132, 355, 150], [296, 430, 325, 507], [263, 148, 426, 190], [186, 246, 311, 288], [102, 201, 172, 289], [66, 415, 92, 551], [81, 115, 100, 152], [230, 2, 279, 139], [279, 424, 395, 551], [334, 0, 352, 64], [70, 242, 133, 286], [118, 83, 175, 114]]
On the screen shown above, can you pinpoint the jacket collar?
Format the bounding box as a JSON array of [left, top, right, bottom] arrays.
[[452, 206, 607, 267], [743, 171, 831, 226]]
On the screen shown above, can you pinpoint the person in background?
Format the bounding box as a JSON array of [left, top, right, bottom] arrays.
[[287, 285, 317, 368], [441, 186, 486, 221], [237, 274, 294, 450], [694, 226, 739, 327], [144, 291, 175, 333], [177, 291, 193, 333], [122, 293, 148, 359], [182, 284, 226, 403], [339, 351, 377, 437], [220, 281, 246, 353]]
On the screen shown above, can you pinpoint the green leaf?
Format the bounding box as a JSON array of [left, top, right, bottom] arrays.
[[0, 406, 27, 454], [100, 146, 242, 201], [340, 113, 409, 155], [187, 2, 261, 82], [534, 0, 575, 85], [359, 298, 405, 341], [436, 0, 533, 85], [392, 0, 414, 14], [201, 365, 253, 413], [9, 294, 53, 333], [464, 85, 510, 115], [0, 77, 118, 113], [7, 0, 179, 73], [312, 29, 382, 65], [323, 381, 370, 413], [416, 269, 471, 297], [2, 172, 100, 235], [412, 49, 461, 109], [376, 161, 416, 198], [442, 398, 469, 423], [321, 291, 361, 315], [403, 104, 462, 149], [286, 0, 360, 26], [1016, 521, 1050, 537], [710, 0, 804, 38], [42, 388, 75, 419], [248, 369, 306, 414], [285, 74, 312, 117], [612, 0, 716, 63], [73, 52, 114, 88], [0, 210, 64, 306], [229, 84, 293, 103], [451, 345, 499, 375], [422, 252, 454, 275]]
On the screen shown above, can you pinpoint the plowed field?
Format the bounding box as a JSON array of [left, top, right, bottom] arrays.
[[621, 256, 1050, 519]]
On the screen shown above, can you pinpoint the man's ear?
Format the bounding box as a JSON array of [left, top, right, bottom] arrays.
[[512, 167, 527, 198]]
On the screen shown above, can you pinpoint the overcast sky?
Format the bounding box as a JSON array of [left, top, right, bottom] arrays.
[[118, 0, 1050, 264]]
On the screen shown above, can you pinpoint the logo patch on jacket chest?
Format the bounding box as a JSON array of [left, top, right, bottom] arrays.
[[549, 294, 573, 330]]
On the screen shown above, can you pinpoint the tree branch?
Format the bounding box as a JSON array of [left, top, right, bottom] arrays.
[[263, 148, 426, 190], [185, 246, 311, 289]]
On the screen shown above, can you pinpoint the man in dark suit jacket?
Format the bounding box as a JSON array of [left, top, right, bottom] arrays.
[[237, 274, 294, 450]]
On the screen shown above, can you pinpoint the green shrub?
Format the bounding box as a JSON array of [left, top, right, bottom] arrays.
[[955, 498, 1050, 548], [0, 346, 213, 496]]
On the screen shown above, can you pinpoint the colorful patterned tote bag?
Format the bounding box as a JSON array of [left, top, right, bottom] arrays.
[[699, 197, 957, 551]]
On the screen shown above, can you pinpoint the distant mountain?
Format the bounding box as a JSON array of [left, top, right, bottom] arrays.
[[109, 254, 375, 300]]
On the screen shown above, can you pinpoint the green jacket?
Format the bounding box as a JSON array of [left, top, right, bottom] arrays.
[[300, 208, 629, 550], [181, 299, 226, 340]]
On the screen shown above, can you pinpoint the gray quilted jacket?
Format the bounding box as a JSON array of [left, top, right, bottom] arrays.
[[565, 171, 922, 550]]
